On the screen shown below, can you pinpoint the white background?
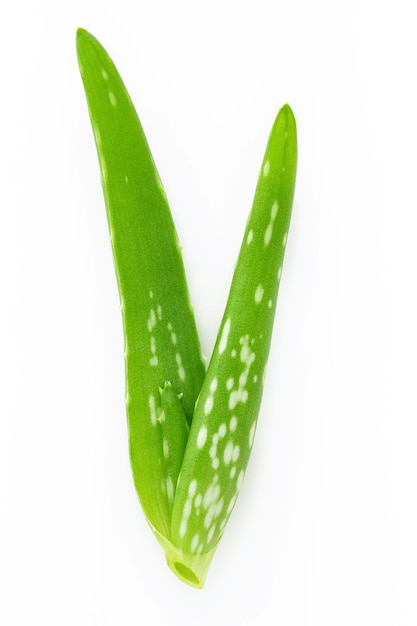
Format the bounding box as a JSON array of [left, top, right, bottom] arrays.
[[1, 1, 416, 624]]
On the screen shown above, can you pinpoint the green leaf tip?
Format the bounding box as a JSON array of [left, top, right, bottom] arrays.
[[76, 28, 297, 588]]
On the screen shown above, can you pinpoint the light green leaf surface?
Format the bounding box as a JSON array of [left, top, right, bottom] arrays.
[[76, 28, 297, 588]]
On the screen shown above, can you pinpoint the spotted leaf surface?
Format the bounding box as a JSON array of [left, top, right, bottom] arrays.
[[77, 28, 297, 588], [170, 105, 297, 555], [76, 29, 205, 539]]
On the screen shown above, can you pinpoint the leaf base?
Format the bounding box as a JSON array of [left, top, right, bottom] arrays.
[[151, 526, 218, 589]]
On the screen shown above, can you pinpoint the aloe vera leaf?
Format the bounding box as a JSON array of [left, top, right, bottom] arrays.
[[169, 104, 297, 580], [76, 28, 205, 538]]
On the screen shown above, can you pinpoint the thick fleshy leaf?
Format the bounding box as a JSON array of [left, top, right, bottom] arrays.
[[76, 28, 205, 538], [170, 105, 297, 571]]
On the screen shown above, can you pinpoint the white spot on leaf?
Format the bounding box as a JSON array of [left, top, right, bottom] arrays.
[[197, 425, 208, 449], [223, 441, 234, 465], [264, 223, 273, 246], [166, 477, 174, 503], [228, 336, 255, 410], [219, 318, 231, 354], [229, 388, 248, 410], [204, 395, 213, 415], [163, 439, 169, 459], [147, 309, 156, 332], [188, 479, 197, 498], [191, 534, 199, 552], [232, 445, 240, 462], [179, 519, 187, 538], [149, 395, 157, 426], [255, 284, 264, 304], [176, 353, 186, 381]]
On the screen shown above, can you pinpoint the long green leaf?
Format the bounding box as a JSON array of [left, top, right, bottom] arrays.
[[170, 104, 297, 568], [76, 28, 205, 538]]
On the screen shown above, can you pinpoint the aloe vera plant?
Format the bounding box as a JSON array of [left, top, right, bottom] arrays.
[[76, 28, 297, 588]]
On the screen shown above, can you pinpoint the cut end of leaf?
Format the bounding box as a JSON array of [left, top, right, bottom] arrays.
[[151, 525, 219, 589]]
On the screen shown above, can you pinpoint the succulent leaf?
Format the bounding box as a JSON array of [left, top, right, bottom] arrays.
[[76, 28, 297, 588], [170, 105, 297, 557], [76, 28, 206, 539]]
